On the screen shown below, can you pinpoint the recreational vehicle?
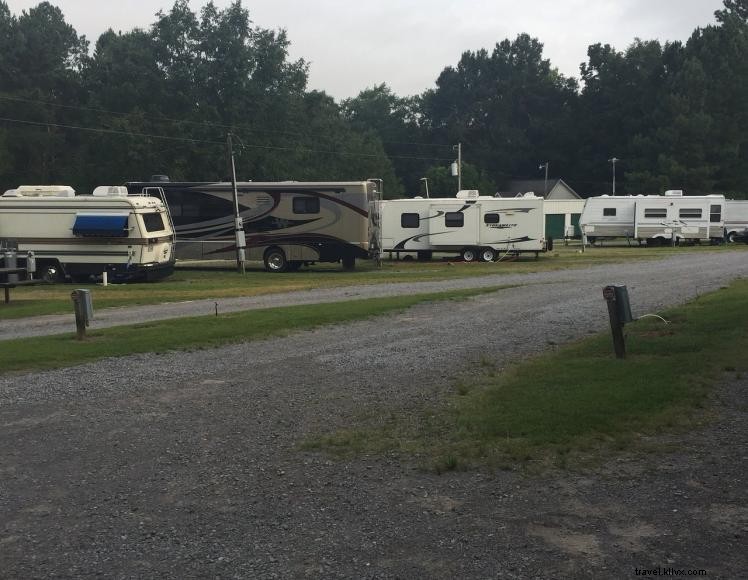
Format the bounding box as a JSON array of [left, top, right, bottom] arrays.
[[125, 179, 381, 272], [0, 185, 175, 282], [724, 199, 748, 242], [378, 191, 547, 261], [579, 191, 726, 245]]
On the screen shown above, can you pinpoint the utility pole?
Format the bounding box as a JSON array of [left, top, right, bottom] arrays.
[[227, 133, 246, 274], [539, 162, 549, 196], [452, 143, 462, 193], [608, 157, 619, 196]]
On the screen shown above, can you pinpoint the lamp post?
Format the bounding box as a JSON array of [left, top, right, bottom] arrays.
[[420, 177, 430, 198], [608, 157, 619, 196], [538, 162, 549, 196]]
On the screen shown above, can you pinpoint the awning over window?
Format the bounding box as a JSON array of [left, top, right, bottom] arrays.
[[73, 214, 129, 237]]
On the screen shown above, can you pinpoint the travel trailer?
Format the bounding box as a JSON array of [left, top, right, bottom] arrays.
[[0, 185, 175, 282], [378, 191, 547, 261], [579, 191, 726, 245], [125, 179, 381, 272], [724, 199, 748, 242]]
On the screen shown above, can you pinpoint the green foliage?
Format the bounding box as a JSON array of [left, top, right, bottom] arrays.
[[0, 0, 745, 197]]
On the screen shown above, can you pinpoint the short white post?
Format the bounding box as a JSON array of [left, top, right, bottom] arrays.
[[102, 271, 108, 286]]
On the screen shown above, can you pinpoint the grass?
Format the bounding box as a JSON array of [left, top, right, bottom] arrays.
[[0, 286, 506, 375], [303, 278, 748, 471], [2, 242, 745, 320]]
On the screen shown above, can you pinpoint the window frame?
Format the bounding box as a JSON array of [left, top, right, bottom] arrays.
[[292, 196, 320, 214], [445, 212, 464, 228], [400, 213, 420, 228]]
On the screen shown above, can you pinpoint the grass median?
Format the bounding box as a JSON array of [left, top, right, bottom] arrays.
[[304, 278, 748, 470], [0, 286, 507, 375], [3, 244, 745, 320]]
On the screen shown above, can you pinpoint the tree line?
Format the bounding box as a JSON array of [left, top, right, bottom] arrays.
[[0, 0, 746, 198]]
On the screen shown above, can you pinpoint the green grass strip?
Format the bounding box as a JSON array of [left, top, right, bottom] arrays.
[[0, 286, 506, 375], [305, 278, 748, 470]]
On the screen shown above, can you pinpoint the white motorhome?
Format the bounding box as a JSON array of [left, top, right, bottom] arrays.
[[378, 191, 547, 262], [0, 185, 175, 282], [724, 199, 748, 242], [580, 191, 726, 245], [125, 179, 381, 272]]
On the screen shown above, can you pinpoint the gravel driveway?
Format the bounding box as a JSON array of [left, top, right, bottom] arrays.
[[1, 251, 746, 579]]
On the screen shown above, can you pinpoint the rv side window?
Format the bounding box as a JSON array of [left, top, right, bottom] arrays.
[[644, 208, 667, 219], [710, 205, 722, 223], [603, 208, 616, 216], [445, 212, 464, 228], [484, 213, 500, 224], [293, 196, 320, 214], [679, 208, 702, 219], [143, 212, 166, 232], [401, 213, 420, 228]]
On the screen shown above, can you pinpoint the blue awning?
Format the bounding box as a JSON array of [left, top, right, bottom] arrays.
[[73, 214, 129, 237]]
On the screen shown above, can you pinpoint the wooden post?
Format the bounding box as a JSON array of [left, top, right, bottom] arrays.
[[603, 285, 626, 359]]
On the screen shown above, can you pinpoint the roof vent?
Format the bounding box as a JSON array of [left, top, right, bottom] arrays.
[[92, 186, 129, 197], [456, 189, 480, 199], [150, 175, 170, 182], [664, 189, 683, 197], [13, 185, 76, 197]]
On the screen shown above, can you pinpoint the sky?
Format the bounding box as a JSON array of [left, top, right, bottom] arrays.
[[5, 0, 725, 100]]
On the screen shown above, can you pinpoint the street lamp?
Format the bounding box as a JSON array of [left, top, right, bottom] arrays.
[[538, 162, 549, 196], [608, 157, 620, 196], [419, 177, 430, 198]]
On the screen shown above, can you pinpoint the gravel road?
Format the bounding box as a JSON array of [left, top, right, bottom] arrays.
[[1, 251, 746, 579]]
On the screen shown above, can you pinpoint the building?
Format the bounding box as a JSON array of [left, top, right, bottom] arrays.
[[497, 179, 585, 240]]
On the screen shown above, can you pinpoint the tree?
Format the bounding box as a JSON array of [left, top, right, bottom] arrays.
[[420, 34, 577, 189]]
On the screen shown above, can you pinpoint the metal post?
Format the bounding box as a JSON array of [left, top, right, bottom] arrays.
[[609, 157, 619, 196], [457, 142, 462, 192], [228, 133, 246, 274], [420, 177, 429, 198], [603, 285, 626, 359], [539, 162, 549, 196], [71, 290, 86, 340]]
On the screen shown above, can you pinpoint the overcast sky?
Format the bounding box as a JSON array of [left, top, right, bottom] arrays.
[[5, 0, 725, 100]]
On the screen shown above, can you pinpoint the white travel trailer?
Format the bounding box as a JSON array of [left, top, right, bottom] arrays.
[[0, 185, 175, 282], [724, 199, 748, 242], [378, 191, 547, 261], [579, 191, 726, 245], [125, 179, 381, 272]]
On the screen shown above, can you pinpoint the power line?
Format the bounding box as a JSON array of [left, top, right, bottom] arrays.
[[0, 93, 454, 149], [0, 116, 455, 162]]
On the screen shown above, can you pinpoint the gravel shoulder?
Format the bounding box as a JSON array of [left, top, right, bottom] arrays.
[[0, 251, 746, 578]]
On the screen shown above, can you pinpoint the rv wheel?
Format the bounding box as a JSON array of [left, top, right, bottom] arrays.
[[263, 248, 288, 272], [461, 248, 477, 262], [726, 232, 736, 243], [480, 247, 496, 262]]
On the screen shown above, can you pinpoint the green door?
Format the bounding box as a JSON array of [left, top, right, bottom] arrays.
[[545, 214, 565, 239], [570, 213, 581, 237]]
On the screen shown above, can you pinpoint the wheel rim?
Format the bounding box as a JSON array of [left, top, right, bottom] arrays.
[[463, 249, 475, 262], [267, 253, 285, 271], [482, 249, 495, 262]]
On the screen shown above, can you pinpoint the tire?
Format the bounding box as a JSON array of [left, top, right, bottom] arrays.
[[341, 255, 356, 271], [461, 247, 477, 262], [726, 231, 736, 244], [263, 247, 288, 272], [40, 260, 64, 283], [479, 247, 496, 262]]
